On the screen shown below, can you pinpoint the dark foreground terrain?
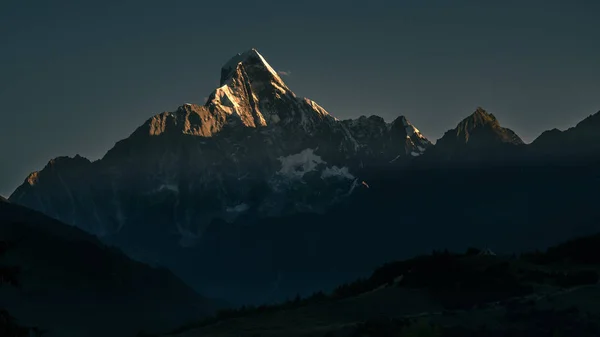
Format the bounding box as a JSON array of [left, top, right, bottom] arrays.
[[3, 195, 600, 337], [160, 235, 600, 337], [0, 198, 222, 337]]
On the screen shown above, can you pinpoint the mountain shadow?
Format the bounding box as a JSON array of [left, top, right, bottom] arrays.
[[0, 198, 224, 337]]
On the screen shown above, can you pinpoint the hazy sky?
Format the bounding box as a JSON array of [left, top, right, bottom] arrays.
[[1, 0, 599, 196]]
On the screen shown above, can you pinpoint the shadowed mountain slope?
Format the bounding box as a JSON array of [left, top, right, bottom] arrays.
[[0, 198, 223, 337]]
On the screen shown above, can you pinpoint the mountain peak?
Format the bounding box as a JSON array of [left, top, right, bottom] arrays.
[[430, 108, 524, 160], [392, 115, 410, 127], [391, 116, 427, 140], [128, 49, 332, 138], [473, 106, 488, 115], [531, 109, 600, 158], [463, 107, 498, 126], [220, 48, 286, 89]]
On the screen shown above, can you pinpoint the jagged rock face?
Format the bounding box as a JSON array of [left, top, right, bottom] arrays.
[[10, 49, 431, 245], [340, 115, 431, 161], [421, 107, 524, 164], [437, 107, 524, 148]]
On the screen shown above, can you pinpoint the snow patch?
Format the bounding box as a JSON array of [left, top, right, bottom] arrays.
[[213, 85, 241, 110], [389, 154, 402, 163], [278, 148, 325, 179], [270, 114, 281, 124], [222, 48, 285, 87], [226, 203, 250, 213], [302, 98, 331, 118], [410, 151, 421, 157], [321, 166, 354, 180], [405, 124, 421, 137], [271, 80, 289, 94], [157, 184, 179, 193]]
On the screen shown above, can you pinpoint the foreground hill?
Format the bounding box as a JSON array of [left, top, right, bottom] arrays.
[[0, 199, 223, 337], [164, 235, 600, 337]]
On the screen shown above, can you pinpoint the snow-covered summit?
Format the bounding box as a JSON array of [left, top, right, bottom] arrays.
[[218, 48, 290, 97], [200, 48, 333, 130], [389, 116, 431, 154], [220, 48, 284, 85], [391, 116, 426, 138], [113, 49, 434, 166]]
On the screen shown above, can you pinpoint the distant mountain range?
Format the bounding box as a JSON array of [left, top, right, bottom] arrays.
[[10, 49, 430, 241], [7, 49, 600, 305], [530, 111, 600, 161], [0, 198, 222, 337]]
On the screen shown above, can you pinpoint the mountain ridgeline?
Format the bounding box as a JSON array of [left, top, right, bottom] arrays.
[[8, 49, 600, 305], [11, 48, 430, 240]]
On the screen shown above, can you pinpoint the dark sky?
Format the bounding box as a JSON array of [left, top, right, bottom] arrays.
[[1, 0, 599, 197]]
